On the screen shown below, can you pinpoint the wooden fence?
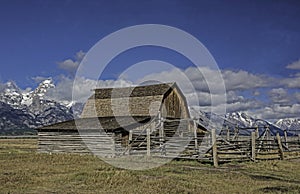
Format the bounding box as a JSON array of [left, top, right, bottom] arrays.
[[35, 114, 300, 167], [201, 128, 300, 167]]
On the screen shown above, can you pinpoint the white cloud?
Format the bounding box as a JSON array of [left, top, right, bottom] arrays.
[[286, 59, 300, 70], [75, 50, 85, 61], [46, 76, 133, 103], [225, 100, 261, 113], [253, 90, 260, 96], [57, 50, 85, 74], [268, 88, 290, 104], [252, 104, 300, 120], [294, 92, 300, 103], [58, 59, 79, 72], [140, 66, 274, 93], [281, 74, 300, 88], [222, 69, 273, 91], [31, 76, 51, 83]]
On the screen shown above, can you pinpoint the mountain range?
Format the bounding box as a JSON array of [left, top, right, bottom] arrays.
[[224, 112, 298, 136], [0, 79, 82, 135], [0, 79, 299, 135]]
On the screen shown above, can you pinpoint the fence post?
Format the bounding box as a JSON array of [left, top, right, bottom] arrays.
[[266, 125, 270, 150], [234, 125, 239, 140], [147, 127, 151, 157], [193, 120, 198, 153], [128, 130, 133, 155], [226, 126, 230, 141], [112, 133, 116, 158], [276, 133, 284, 160], [212, 128, 218, 167], [255, 126, 259, 138], [284, 130, 288, 148], [158, 113, 164, 145], [251, 132, 256, 161], [159, 115, 166, 156]]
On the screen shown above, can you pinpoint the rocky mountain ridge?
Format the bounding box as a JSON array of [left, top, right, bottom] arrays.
[[0, 79, 82, 134]]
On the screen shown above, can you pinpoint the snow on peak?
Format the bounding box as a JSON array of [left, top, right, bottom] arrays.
[[0, 81, 22, 107], [32, 78, 55, 98], [225, 111, 256, 127], [275, 118, 300, 131]]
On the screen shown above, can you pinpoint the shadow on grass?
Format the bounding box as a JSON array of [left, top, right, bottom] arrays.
[[259, 185, 300, 193]]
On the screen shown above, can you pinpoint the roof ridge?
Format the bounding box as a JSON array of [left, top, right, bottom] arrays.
[[92, 82, 175, 91]]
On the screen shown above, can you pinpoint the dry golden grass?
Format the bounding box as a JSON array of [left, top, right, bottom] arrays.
[[0, 139, 300, 193]]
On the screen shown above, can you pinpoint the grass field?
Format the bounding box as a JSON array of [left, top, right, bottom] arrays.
[[0, 139, 300, 193]]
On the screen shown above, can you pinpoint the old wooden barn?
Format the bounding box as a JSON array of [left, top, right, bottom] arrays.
[[37, 83, 204, 157]]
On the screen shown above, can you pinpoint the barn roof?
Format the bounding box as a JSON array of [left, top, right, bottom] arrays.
[[37, 116, 151, 132], [80, 82, 188, 118], [92, 82, 174, 99]]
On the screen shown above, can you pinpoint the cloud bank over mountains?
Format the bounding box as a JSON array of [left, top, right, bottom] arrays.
[[3, 51, 298, 121]]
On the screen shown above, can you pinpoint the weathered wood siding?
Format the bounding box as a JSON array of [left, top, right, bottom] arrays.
[[38, 131, 119, 157], [162, 87, 189, 119]]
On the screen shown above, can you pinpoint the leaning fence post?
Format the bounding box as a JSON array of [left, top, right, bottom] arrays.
[[212, 128, 218, 167], [147, 127, 151, 157], [284, 130, 288, 148], [251, 131, 256, 161], [276, 133, 284, 160]]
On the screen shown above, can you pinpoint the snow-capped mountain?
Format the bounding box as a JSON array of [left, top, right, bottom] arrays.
[[22, 79, 55, 107], [225, 112, 256, 127], [225, 112, 299, 133], [0, 81, 23, 108], [225, 112, 290, 136], [276, 118, 300, 132], [0, 101, 35, 133], [0, 79, 83, 134]]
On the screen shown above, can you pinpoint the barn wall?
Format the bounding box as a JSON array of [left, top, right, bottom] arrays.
[[38, 131, 120, 157], [38, 131, 89, 154], [162, 87, 190, 119]]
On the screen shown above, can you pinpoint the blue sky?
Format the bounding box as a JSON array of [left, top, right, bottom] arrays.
[[1, 0, 300, 120]]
